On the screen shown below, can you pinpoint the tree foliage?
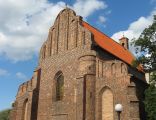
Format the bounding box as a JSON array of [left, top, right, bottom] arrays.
[[133, 15, 156, 83], [133, 15, 156, 120], [144, 84, 156, 120], [0, 109, 11, 120]]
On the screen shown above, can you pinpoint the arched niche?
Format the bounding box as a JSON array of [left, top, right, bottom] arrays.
[[111, 63, 116, 75], [42, 45, 46, 59], [99, 87, 114, 120], [121, 63, 127, 74], [22, 99, 28, 120]]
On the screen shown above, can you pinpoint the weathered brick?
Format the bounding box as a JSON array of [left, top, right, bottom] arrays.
[[10, 8, 147, 120]]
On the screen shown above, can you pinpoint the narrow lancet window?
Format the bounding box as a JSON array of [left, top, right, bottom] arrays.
[[55, 71, 64, 101]]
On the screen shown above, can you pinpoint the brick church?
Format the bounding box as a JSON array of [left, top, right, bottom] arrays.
[[10, 8, 147, 120]]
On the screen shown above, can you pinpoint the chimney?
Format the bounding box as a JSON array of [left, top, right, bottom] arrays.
[[119, 37, 129, 49]]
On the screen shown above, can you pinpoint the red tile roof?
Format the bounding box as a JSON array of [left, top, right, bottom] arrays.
[[82, 21, 135, 65]]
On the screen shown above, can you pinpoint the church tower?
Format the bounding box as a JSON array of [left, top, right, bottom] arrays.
[[119, 36, 129, 49]]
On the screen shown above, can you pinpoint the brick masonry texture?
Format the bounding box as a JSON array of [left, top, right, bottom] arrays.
[[10, 8, 147, 120]]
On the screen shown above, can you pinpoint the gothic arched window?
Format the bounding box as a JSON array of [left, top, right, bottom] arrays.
[[55, 71, 64, 101]]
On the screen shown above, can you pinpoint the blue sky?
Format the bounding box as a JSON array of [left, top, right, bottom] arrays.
[[0, 0, 156, 110]]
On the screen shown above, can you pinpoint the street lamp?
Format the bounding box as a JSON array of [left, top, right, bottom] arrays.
[[115, 104, 123, 120]]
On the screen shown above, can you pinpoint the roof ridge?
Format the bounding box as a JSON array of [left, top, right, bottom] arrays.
[[82, 21, 136, 66], [83, 21, 135, 57], [83, 21, 121, 46]]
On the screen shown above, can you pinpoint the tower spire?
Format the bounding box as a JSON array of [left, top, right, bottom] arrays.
[[123, 32, 125, 37], [65, 3, 68, 8]]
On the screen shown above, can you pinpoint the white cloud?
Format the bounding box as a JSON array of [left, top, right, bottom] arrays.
[[98, 16, 107, 24], [0, 0, 107, 62], [151, 0, 156, 4], [73, 0, 107, 18], [16, 72, 27, 80], [0, 68, 9, 76], [111, 15, 154, 41], [105, 10, 111, 15], [111, 9, 156, 54]]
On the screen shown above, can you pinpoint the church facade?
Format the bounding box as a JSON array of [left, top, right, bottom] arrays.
[[10, 8, 147, 120]]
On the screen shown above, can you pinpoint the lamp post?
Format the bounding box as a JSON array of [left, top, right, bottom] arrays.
[[115, 104, 123, 120]]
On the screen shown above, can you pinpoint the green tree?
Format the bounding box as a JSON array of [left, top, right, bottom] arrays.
[[0, 109, 11, 120], [132, 15, 156, 120]]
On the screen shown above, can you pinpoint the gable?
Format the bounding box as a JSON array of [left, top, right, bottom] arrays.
[[39, 8, 93, 63], [39, 8, 141, 72]]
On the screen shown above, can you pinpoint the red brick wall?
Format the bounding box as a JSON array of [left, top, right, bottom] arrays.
[[10, 8, 147, 120]]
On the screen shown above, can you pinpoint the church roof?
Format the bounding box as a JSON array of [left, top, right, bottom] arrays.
[[82, 21, 135, 66]]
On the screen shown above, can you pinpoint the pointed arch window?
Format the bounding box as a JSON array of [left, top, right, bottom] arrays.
[[55, 71, 64, 101]]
